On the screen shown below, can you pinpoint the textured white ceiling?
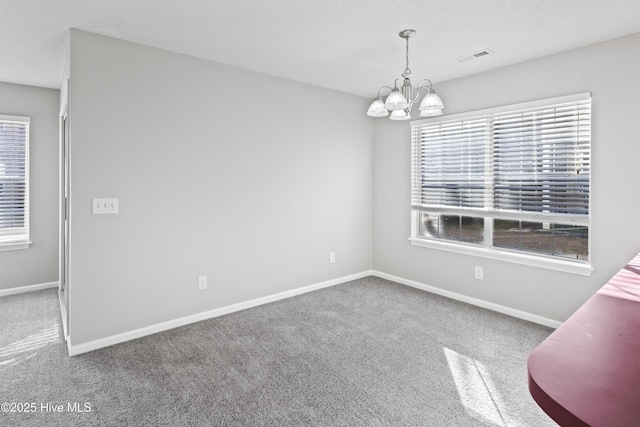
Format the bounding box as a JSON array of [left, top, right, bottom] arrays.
[[2, 0, 640, 98]]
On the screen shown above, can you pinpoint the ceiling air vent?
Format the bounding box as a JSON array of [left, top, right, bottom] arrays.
[[455, 49, 493, 63]]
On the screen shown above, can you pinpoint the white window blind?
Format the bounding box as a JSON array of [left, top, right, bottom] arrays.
[[0, 115, 30, 248], [493, 98, 590, 221], [411, 115, 488, 211], [411, 93, 591, 225]]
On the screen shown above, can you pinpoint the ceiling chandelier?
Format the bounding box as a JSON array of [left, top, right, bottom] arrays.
[[367, 29, 444, 120]]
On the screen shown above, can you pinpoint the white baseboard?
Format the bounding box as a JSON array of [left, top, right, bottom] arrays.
[[68, 270, 373, 356], [67, 268, 560, 356], [372, 270, 562, 329], [0, 281, 58, 298]]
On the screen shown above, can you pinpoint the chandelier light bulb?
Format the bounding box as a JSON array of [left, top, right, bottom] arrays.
[[385, 89, 409, 111], [390, 109, 411, 121], [419, 91, 444, 117], [367, 98, 389, 117]]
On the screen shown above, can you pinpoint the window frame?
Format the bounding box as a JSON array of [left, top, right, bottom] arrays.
[[0, 114, 31, 251], [409, 93, 592, 276]]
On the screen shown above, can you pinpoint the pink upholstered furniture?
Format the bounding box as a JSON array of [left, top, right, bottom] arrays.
[[528, 252, 640, 426]]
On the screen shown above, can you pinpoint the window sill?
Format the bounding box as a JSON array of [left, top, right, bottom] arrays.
[[409, 237, 592, 276], [0, 241, 31, 252]]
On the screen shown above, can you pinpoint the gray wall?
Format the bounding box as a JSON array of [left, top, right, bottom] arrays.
[[373, 33, 640, 323], [68, 30, 373, 345], [0, 82, 59, 290]]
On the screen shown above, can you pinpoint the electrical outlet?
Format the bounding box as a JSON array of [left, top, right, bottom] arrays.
[[329, 252, 336, 264], [475, 266, 483, 280], [198, 276, 208, 291]]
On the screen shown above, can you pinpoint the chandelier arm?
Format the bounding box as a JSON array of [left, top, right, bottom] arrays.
[[417, 79, 434, 90], [377, 86, 393, 98], [410, 89, 421, 104], [410, 79, 435, 103]]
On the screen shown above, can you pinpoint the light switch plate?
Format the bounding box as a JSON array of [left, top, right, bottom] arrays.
[[93, 198, 119, 215]]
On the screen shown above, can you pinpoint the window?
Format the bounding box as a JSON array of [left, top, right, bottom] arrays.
[[410, 93, 591, 275], [0, 115, 30, 251]]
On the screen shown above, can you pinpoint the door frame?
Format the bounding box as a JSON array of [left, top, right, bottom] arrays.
[[59, 79, 70, 341]]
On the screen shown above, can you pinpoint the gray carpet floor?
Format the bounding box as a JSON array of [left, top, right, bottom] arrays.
[[0, 276, 557, 426]]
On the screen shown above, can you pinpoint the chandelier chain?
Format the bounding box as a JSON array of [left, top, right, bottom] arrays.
[[406, 37, 409, 70], [405, 36, 411, 76]]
